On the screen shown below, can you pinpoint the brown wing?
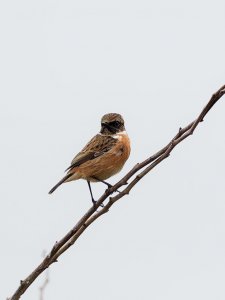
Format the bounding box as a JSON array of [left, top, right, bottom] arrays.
[[65, 134, 117, 172]]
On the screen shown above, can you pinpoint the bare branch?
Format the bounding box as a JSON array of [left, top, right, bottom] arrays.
[[8, 84, 225, 300]]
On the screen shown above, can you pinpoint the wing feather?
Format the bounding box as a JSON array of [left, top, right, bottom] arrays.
[[65, 134, 117, 172]]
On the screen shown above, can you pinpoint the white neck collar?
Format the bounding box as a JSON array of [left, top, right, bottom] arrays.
[[98, 130, 127, 138]]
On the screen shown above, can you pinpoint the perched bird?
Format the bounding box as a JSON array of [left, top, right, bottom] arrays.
[[49, 113, 130, 205]]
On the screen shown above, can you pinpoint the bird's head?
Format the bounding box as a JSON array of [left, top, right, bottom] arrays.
[[100, 113, 125, 135]]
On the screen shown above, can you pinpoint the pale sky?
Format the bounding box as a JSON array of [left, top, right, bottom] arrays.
[[1, 1, 225, 299]]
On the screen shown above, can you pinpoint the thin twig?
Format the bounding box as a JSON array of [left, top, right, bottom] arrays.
[[39, 251, 49, 300], [8, 84, 225, 300]]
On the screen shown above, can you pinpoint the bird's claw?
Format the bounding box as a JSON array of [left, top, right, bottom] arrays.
[[105, 186, 121, 194], [92, 200, 104, 208]]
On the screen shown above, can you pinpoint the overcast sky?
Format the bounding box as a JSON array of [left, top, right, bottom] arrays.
[[1, 1, 225, 299]]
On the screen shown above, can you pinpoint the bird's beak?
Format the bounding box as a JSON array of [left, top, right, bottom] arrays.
[[102, 122, 110, 129]]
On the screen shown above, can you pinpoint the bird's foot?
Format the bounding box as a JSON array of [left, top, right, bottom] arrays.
[[101, 181, 121, 194], [105, 184, 121, 194], [92, 177, 121, 194], [92, 199, 104, 208], [108, 188, 121, 194]]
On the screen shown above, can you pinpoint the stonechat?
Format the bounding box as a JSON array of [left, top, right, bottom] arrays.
[[49, 113, 130, 205]]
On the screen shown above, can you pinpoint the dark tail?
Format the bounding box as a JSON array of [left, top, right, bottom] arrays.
[[49, 174, 72, 194]]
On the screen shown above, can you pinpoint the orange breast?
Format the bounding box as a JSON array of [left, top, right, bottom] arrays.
[[68, 132, 130, 182]]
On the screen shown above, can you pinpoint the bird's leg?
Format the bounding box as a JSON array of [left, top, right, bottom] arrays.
[[98, 179, 113, 188], [87, 180, 96, 206], [87, 181, 104, 207], [92, 177, 121, 193]]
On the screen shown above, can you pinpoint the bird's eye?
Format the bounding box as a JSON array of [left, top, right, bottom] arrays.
[[110, 121, 121, 128]]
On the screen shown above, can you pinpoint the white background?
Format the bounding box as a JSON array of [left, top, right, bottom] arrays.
[[1, 1, 225, 299]]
